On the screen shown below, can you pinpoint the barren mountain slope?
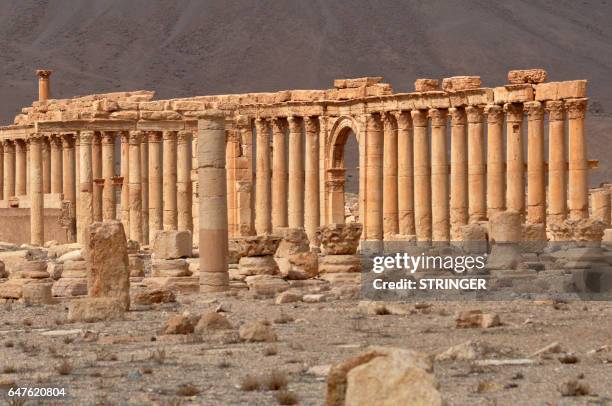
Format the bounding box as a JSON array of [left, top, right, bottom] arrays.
[[1, 0, 610, 183]]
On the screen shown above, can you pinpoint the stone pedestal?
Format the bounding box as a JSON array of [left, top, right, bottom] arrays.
[[487, 211, 523, 270]]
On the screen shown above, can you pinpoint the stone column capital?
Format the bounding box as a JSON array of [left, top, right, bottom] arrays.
[[503, 103, 524, 122], [177, 130, 191, 143], [61, 133, 75, 148], [410, 109, 428, 127], [226, 129, 240, 144], [2, 139, 14, 150], [49, 134, 63, 148], [162, 130, 177, 141], [428, 108, 448, 126], [271, 117, 286, 134], [36, 69, 52, 79], [287, 116, 302, 133], [485, 105, 503, 123], [92, 132, 102, 145], [148, 131, 163, 143], [565, 98, 588, 119], [365, 113, 382, 131], [448, 107, 466, 125], [101, 131, 116, 145], [465, 105, 484, 123], [79, 130, 94, 144], [393, 111, 412, 129], [129, 130, 143, 144], [304, 116, 319, 133], [544, 100, 565, 121], [326, 179, 345, 192], [524, 101, 544, 120], [27, 133, 45, 144]]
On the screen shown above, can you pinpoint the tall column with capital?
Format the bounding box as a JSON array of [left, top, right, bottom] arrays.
[[271, 118, 288, 229], [0, 142, 3, 200], [255, 118, 272, 234], [466, 106, 486, 222], [365, 113, 384, 243], [545, 101, 566, 224], [148, 131, 163, 239], [92, 132, 103, 221], [140, 135, 149, 243], [77, 131, 93, 243], [75, 136, 80, 203], [36, 70, 52, 101], [50, 135, 63, 194], [396, 111, 415, 236], [198, 113, 229, 292], [129, 131, 143, 243], [449, 108, 468, 240], [430, 108, 449, 242], [15, 139, 27, 196], [61, 134, 76, 206], [163, 131, 178, 230], [177, 130, 193, 234], [42, 137, 51, 194], [412, 110, 431, 241], [3, 141, 14, 199], [566, 98, 589, 220], [120, 131, 130, 233], [504, 103, 525, 214], [29, 135, 44, 245], [485, 105, 505, 219], [525, 101, 546, 225], [101, 132, 116, 221], [382, 113, 399, 236], [304, 116, 320, 243], [287, 116, 304, 228], [26, 141, 30, 196]]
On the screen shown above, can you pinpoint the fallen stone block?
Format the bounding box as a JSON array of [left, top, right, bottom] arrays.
[[133, 288, 176, 305], [319, 255, 362, 273], [152, 230, 192, 259], [507, 68, 547, 84], [68, 297, 125, 323], [415, 79, 440, 92], [239, 320, 277, 342], [318, 223, 363, 255], [442, 76, 481, 92]]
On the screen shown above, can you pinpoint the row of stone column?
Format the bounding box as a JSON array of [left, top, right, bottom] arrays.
[[362, 98, 588, 242], [1, 129, 194, 246], [253, 116, 320, 243]]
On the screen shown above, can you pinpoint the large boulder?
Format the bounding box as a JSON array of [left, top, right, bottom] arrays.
[[326, 346, 442, 406], [85, 221, 130, 310], [318, 224, 363, 255], [152, 230, 192, 260], [507, 69, 548, 84], [239, 320, 277, 342]]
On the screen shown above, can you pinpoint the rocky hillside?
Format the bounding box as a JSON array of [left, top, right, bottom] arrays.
[[0, 0, 610, 183]]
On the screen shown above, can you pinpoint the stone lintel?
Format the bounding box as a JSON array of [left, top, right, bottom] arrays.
[[493, 84, 535, 104], [35, 120, 136, 133], [534, 80, 588, 101]]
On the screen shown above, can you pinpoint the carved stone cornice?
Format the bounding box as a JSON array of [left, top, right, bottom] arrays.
[[448, 107, 466, 126], [410, 109, 428, 127], [465, 105, 484, 124], [503, 103, 523, 123], [524, 101, 544, 121], [544, 101, 564, 121], [484, 105, 503, 124], [428, 108, 448, 127], [565, 98, 588, 120]]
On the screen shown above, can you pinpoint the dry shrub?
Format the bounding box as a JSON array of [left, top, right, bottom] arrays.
[[176, 384, 200, 397], [55, 359, 73, 375], [276, 390, 299, 405], [240, 375, 261, 391], [264, 370, 288, 391]]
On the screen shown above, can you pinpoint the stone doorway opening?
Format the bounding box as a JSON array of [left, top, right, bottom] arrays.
[[327, 123, 360, 225]]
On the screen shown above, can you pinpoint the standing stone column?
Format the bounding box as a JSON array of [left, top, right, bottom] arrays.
[[545, 101, 566, 224], [101, 131, 116, 221], [163, 131, 178, 231], [449, 107, 468, 240], [466, 106, 486, 222], [92, 132, 103, 222], [255, 118, 272, 234], [26, 141, 30, 195], [591, 189, 611, 226], [485, 105, 505, 219], [365, 113, 384, 244], [77, 131, 94, 244], [177, 130, 193, 234], [61, 134, 76, 206], [304, 116, 320, 243], [128, 131, 143, 243], [15, 139, 27, 196], [50, 135, 63, 194], [271, 118, 288, 229], [29, 135, 44, 246], [412, 110, 431, 241], [2, 141, 14, 199], [140, 135, 149, 244], [36, 69, 52, 101], [396, 111, 415, 235], [148, 131, 163, 240], [198, 113, 229, 292], [120, 131, 130, 233], [287, 116, 304, 228], [0, 142, 3, 200], [525, 101, 546, 225], [566, 98, 589, 220], [430, 108, 450, 242], [75, 136, 80, 202], [382, 113, 399, 236], [42, 137, 51, 194], [504, 103, 525, 214]]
